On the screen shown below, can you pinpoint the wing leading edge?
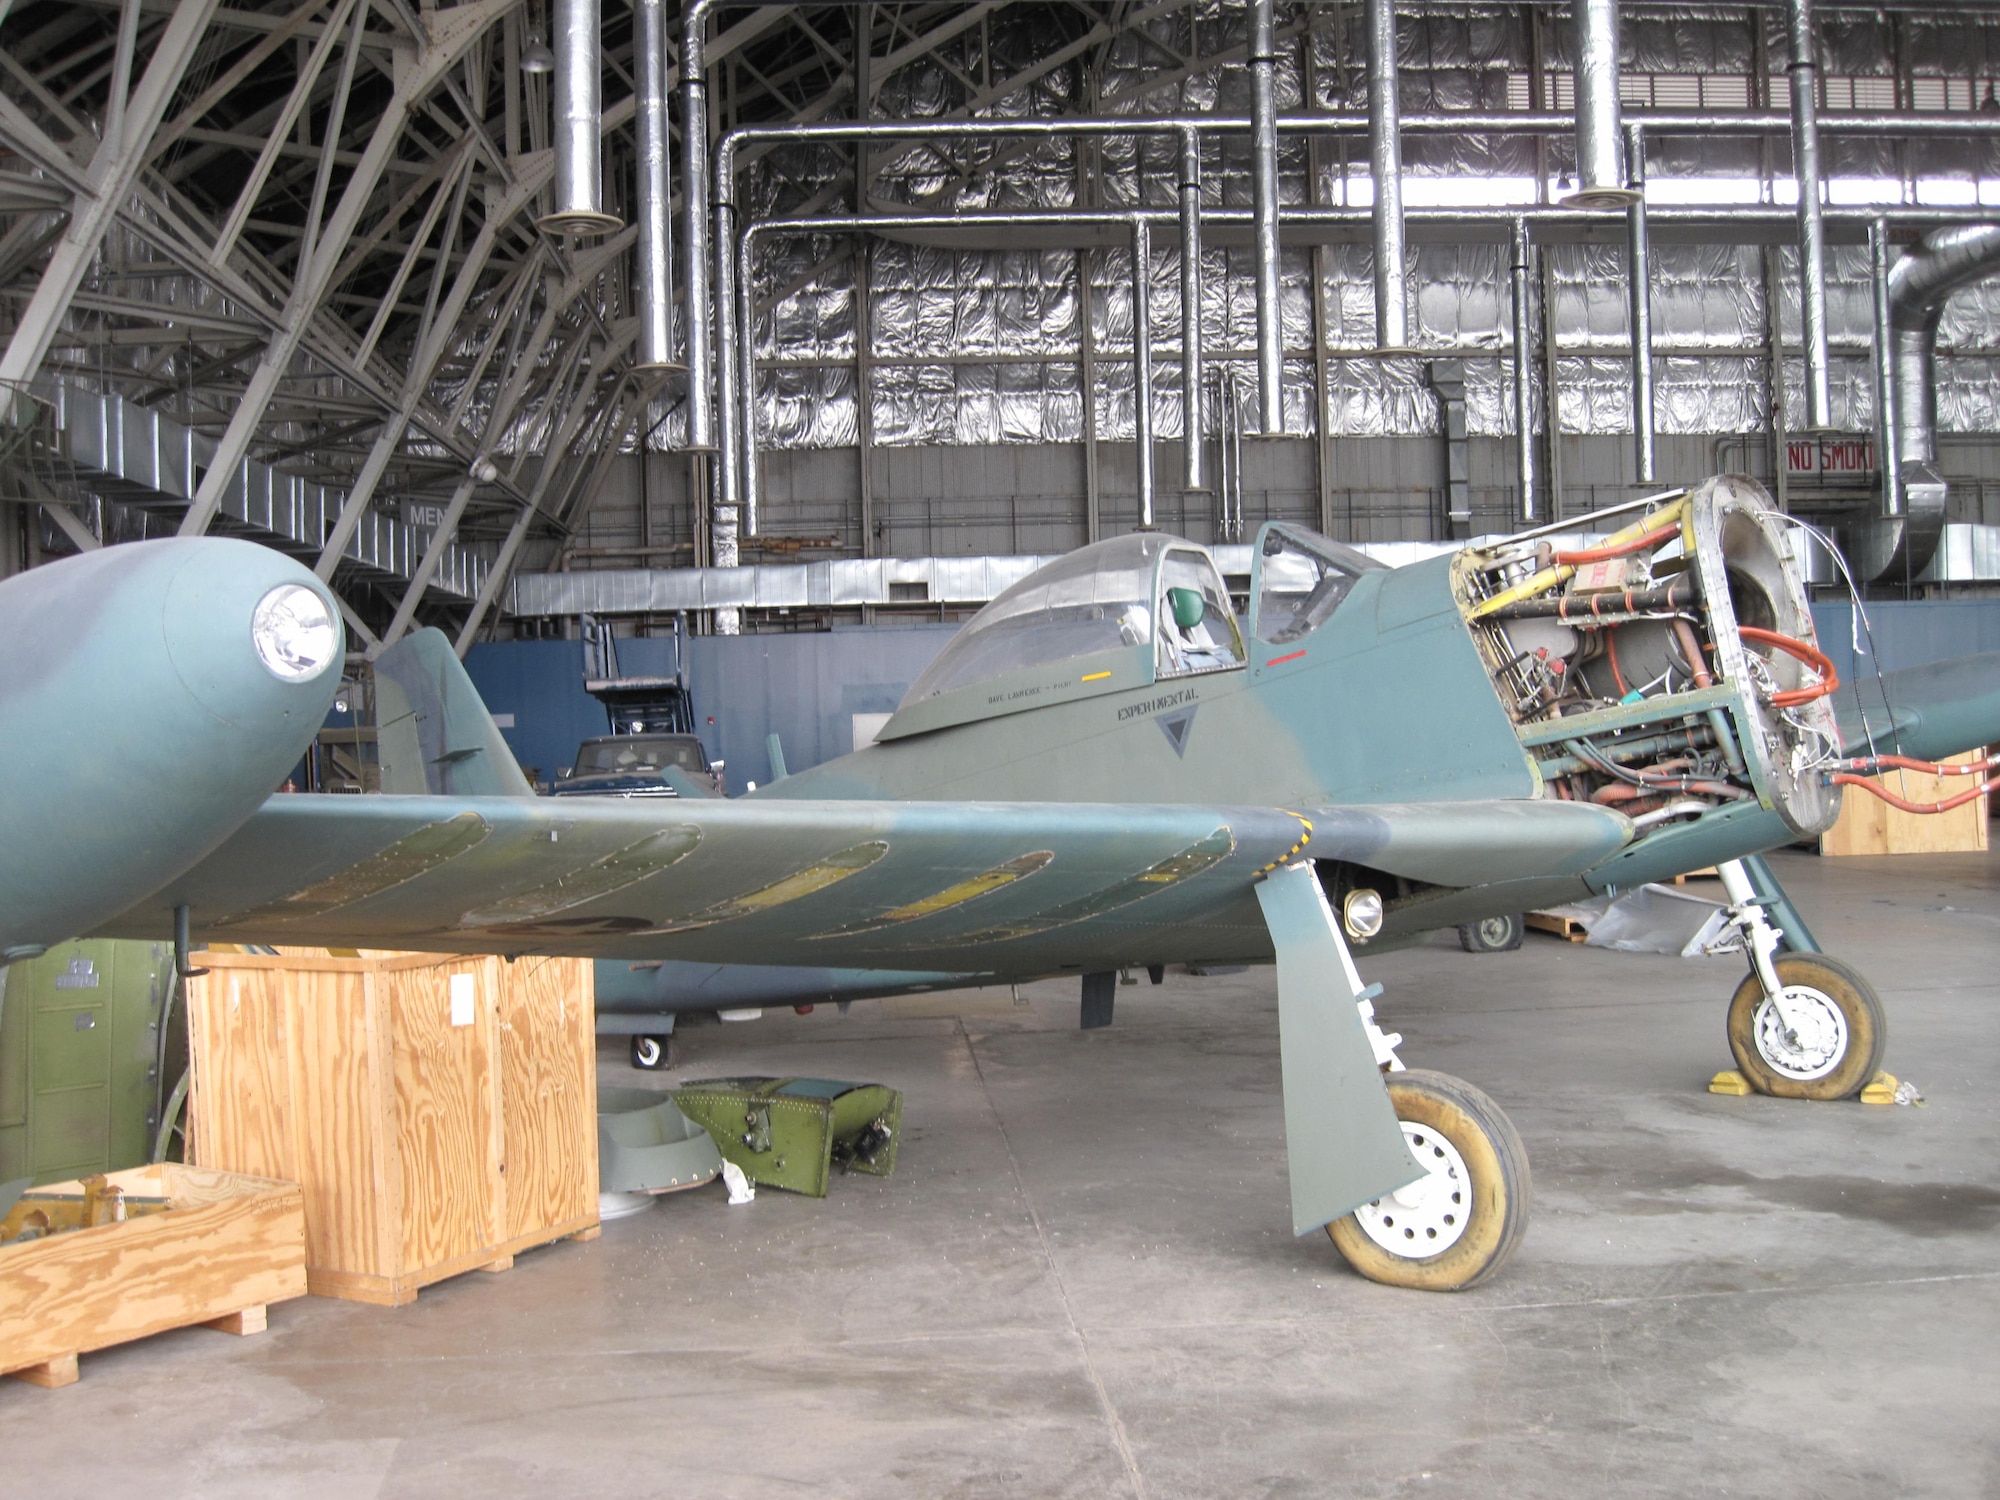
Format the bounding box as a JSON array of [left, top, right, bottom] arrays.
[[91, 792, 1632, 974]]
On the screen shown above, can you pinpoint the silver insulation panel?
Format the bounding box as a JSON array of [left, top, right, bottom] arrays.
[[734, 3, 2000, 452]]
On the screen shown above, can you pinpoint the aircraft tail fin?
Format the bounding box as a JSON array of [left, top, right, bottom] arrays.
[[374, 629, 536, 798], [1834, 650, 2000, 764]]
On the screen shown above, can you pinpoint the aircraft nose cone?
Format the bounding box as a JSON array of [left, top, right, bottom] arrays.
[[162, 542, 343, 726], [0, 538, 343, 958]]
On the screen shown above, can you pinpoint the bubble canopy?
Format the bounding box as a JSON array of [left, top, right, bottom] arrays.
[[881, 533, 1243, 741]]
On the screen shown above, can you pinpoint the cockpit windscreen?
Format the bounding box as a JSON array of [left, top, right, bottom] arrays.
[[902, 534, 1166, 704], [1254, 526, 1386, 644]]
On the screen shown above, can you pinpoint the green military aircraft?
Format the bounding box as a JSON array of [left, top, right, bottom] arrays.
[[6, 475, 1998, 1291]]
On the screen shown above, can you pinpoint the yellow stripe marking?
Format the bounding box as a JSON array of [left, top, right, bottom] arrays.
[[1081, 670, 1112, 682], [1255, 812, 1316, 875]]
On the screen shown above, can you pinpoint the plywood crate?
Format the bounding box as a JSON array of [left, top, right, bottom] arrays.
[[1821, 748, 1991, 857], [1, 1162, 306, 1388], [185, 951, 598, 1306]]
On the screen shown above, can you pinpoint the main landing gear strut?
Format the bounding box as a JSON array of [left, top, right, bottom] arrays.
[[1714, 856, 1886, 1100], [1255, 862, 1531, 1292]]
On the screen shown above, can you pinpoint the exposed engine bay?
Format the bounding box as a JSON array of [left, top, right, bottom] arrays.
[[1453, 475, 1844, 842]]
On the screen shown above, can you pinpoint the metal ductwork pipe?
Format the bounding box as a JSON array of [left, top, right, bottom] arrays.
[[1249, 0, 1284, 433], [681, 0, 717, 453], [1789, 0, 1832, 431], [1366, 0, 1407, 348], [1625, 121, 1654, 483], [1134, 217, 1156, 530], [1511, 217, 1537, 524], [1564, 0, 1638, 210], [1178, 128, 1207, 495], [632, 0, 673, 367], [539, 0, 620, 234], [1854, 221, 2000, 580]]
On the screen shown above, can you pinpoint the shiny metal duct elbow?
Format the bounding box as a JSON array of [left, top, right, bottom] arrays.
[[538, 0, 620, 234], [1855, 223, 2000, 581], [632, 0, 673, 367], [1563, 0, 1638, 210]]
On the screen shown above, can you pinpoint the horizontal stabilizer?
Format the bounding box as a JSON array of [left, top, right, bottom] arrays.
[[374, 628, 534, 798], [1834, 651, 2000, 764]]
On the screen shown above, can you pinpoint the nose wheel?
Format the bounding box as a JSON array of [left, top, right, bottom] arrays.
[[1725, 953, 1885, 1100], [1326, 1069, 1532, 1292]]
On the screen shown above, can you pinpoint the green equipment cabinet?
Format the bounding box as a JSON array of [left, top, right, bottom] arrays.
[[0, 940, 176, 1186], [671, 1078, 902, 1197]]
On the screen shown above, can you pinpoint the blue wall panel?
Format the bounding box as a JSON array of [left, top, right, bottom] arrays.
[[1810, 600, 2000, 684], [466, 625, 956, 793]]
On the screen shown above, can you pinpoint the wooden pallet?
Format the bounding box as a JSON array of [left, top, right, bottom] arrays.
[[1526, 906, 1596, 943], [1, 1164, 305, 1388]]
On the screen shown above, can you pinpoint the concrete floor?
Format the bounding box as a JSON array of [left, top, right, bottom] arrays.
[[5, 847, 1999, 1497]]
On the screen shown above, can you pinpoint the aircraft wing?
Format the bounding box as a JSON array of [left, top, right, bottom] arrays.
[[92, 791, 1631, 973]]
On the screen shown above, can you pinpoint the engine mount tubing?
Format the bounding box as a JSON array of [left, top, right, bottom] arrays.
[[1832, 773, 2000, 816], [1367, 0, 1407, 349], [1737, 624, 1838, 707], [1789, 0, 1833, 430], [1485, 575, 1692, 619]]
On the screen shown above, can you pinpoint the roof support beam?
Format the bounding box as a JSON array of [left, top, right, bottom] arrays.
[[177, 0, 511, 539], [0, 0, 220, 408]]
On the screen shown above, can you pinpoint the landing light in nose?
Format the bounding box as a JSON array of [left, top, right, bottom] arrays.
[[251, 583, 339, 681]]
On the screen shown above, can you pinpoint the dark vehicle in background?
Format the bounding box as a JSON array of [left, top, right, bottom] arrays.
[[548, 732, 724, 799]]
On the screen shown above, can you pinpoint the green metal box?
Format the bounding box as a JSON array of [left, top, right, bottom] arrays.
[[671, 1078, 902, 1198], [0, 941, 172, 1185]]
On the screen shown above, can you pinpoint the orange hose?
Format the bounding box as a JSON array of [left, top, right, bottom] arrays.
[[1832, 773, 2000, 816], [1551, 521, 1681, 566], [1842, 753, 1999, 777], [1737, 625, 1839, 707]]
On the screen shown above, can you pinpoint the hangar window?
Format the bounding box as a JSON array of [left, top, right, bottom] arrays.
[[903, 533, 1168, 703], [1155, 548, 1245, 678], [1253, 526, 1385, 644]]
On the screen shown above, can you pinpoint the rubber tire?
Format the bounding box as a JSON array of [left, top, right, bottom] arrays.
[[1725, 953, 1885, 1101], [1326, 1069, 1532, 1292], [1457, 912, 1524, 953], [630, 1033, 673, 1071]]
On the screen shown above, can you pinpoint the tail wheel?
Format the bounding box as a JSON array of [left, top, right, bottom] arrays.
[[1326, 1069, 1531, 1292], [1726, 953, 1885, 1100], [1457, 913, 1524, 953], [630, 1033, 673, 1071]]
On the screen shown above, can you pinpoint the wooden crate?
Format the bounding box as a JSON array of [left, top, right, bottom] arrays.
[[1821, 748, 1991, 857], [185, 951, 598, 1306], [1, 1163, 306, 1388]]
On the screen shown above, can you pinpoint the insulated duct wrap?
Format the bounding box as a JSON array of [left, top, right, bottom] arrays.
[[728, 2, 2000, 453]]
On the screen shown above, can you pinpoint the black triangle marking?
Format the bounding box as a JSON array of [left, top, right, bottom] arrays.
[[1157, 707, 1196, 758]]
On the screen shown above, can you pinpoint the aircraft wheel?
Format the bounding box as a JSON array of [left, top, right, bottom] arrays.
[[1326, 1069, 1531, 1292], [1726, 953, 1884, 1101], [629, 1033, 673, 1071], [1457, 913, 1524, 953]]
